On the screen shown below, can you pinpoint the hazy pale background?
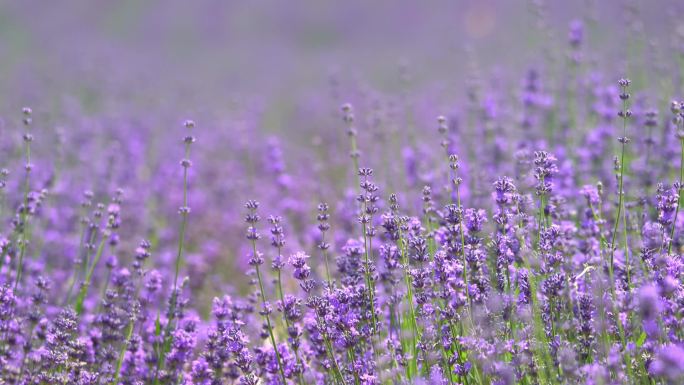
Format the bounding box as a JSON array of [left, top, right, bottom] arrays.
[[1, 0, 680, 115]]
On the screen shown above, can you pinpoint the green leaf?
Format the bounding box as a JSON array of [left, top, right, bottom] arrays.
[[636, 332, 647, 347]]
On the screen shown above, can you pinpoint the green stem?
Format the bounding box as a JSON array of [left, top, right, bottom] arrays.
[[154, 139, 192, 383], [112, 257, 148, 385], [64, 215, 90, 304], [605, 86, 631, 377], [253, 242, 288, 385], [74, 233, 108, 315], [455, 178, 471, 310], [668, 137, 684, 254], [275, 250, 305, 385], [398, 230, 420, 379], [322, 233, 332, 287], [112, 318, 136, 384], [609, 94, 629, 287], [321, 324, 347, 385], [14, 136, 32, 289]]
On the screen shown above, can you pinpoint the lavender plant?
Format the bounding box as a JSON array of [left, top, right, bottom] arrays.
[[0, 3, 683, 385]]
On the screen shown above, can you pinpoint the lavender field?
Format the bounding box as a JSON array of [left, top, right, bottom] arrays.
[[1, 1, 684, 384]]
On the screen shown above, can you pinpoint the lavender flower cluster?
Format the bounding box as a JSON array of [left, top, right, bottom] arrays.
[[1, 5, 684, 385]]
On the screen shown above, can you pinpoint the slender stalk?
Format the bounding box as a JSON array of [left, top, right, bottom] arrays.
[[112, 243, 150, 385], [668, 136, 684, 254], [604, 80, 632, 378], [398, 226, 420, 379], [451, 160, 483, 383], [254, 252, 288, 385], [452, 163, 471, 308], [428, 150, 455, 383], [270, 217, 305, 385], [244, 201, 287, 385], [317, 203, 333, 288], [322, 234, 332, 286], [588, 200, 609, 258], [14, 108, 34, 289], [319, 317, 347, 385], [154, 120, 195, 383], [347, 344, 361, 385], [172, 142, 191, 292], [0, 170, 7, 222], [64, 200, 93, 305], [359, 171, 378, 333], [342, 104, 361, 198], [74, 227, 109, 315], [275, 272, 305, 385], [112, 312, 137, 384], [608, 80, 631, 287], [94, 265, 113, 314]]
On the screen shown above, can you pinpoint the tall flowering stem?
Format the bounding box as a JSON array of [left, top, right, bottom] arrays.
[[531, 150, 559, 380], [13, 107, 34, 289], [317, 203, 333, 287], [396, 214, 420, 379], [342, 104, 361, 198], [450, 155, 470, 306], [437, 116, 453, 200], [0, 169, 7, 222], [534, 151, 556, 235], [583, 183, 609, 258], [111, 240, 150, 385], [358, 168, 378, 334], [311, 299, 347, 385], [73, 193, 122, 315], [269, 215, 305, 385], [63, 190, 94, 304], [246, 201, 288, 385], [155, 119, 196, 381], [269, 215, 287, 305], [604, 80, 631, 372], [493, 176, 518, 338], [447, 156, 481, 381], [172, 120, 195, 296], [609, 78, 632, 286], [668, 101, 684, 254]]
